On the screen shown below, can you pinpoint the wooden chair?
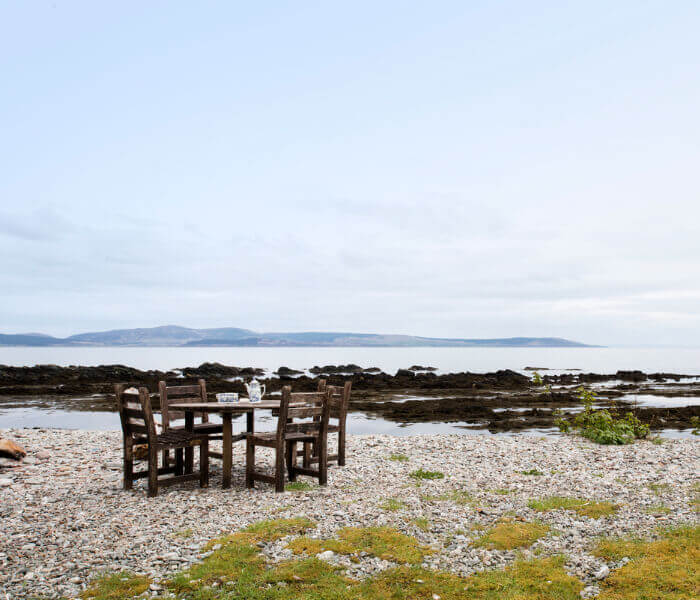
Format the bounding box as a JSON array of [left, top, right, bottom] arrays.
[[116, 384, 209, 497], [246, 385, 331, 493], [159, 379, 225, 466], [304, 379, 352, 467]]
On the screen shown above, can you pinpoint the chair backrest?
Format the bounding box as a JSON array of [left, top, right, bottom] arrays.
[[276, 385, 331, 442], [116, 384, 157, 442], [316, 379, 351, 422], [158, 379, 209, 430]]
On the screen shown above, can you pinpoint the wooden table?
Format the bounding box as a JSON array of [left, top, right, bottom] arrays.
[[170, 401, 288, 489]]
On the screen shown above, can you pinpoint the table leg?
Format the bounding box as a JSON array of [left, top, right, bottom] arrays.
[[247, 409, 254, 435], [222, 412, 232, 489], [185, 411, 194, 474]]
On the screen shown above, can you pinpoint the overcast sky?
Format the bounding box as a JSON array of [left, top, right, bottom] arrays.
[[1, 2, 699, 345]]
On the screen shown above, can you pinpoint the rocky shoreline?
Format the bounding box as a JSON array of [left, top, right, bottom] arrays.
[[1, 363, 698, 434], [0, 428, 697, 599]]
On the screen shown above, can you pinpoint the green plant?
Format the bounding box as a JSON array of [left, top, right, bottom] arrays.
[[531, 371, 544, 386], [691, 416, 700, 435], [379, 498, 407, 511], [409, 468, 445, 480], [389, 453, 409, 462], [284, 481, 314, 492], [557, 386, 649, 445], [528, 496, 618, 518], [520, 468, 544, 476]]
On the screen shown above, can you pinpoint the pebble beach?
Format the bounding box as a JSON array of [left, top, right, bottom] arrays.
[[1, 429, 698, 599]]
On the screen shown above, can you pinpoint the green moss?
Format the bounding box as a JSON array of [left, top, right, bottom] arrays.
[[528, 496, 619, 519], [284, 481, 314, 492], [409, 468, 445, 480], [170, 518, 315, 594], [594, 525, 699, 599], [287, 526, 433, 564], [411, 517, 430, 532], [422, 489, 474, 506], [472, 521, 550, 550], [360, 556, 582, 599], [520, 468, 544, 476], [648, 482, 671, 496], [79, 572, 150, 600], [492, 488, 511, 495], [388, 453, 409, 462], [379, 498, 407, 511], [645, 504, 672, 515]]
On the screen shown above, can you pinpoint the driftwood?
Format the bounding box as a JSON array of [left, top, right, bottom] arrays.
[[0, 439, 27, 460]]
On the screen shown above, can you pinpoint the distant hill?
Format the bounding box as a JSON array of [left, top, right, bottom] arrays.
[[0, 325, 595, 347]]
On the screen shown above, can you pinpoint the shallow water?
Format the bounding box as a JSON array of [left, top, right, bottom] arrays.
[[2, 346, 700, 374]]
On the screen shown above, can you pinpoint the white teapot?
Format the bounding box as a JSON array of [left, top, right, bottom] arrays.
[[244, 379, 265, 403]]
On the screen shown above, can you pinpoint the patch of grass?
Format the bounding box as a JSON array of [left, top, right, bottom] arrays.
[[411, 517, 430, 532], [528, 496, 619, 519], [520, 468, 544, 476], [645, 504, 671, 515], [594, 525, 699, 599], [284, 481, 314, 492], [388, 453, 409, 462], [650, 435, 666, 445], [422, 489, 474, 505], [361, 556, 582, 599], [379, 498, 407, 511], [173, 527, 194, 539], [472, 520, 550, 550], [80, 572, 150, 600], [170, 518, 315, 594], [648, 482, 671, 496], [409, 468, 445, 480], [287, 526, 433, 564], [492, 488, 511, 495]]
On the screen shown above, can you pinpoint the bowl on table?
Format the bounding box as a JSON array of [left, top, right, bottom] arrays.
[[216, 393, 239, 403]]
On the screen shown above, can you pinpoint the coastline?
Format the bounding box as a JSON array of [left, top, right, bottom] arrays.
[[1, 428, 697, 598]]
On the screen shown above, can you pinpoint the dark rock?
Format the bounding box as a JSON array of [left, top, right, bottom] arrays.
[[275, 366, 304, 376], [407, 365, 437, 371]]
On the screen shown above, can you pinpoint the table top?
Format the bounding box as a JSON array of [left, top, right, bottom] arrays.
[[170, 400, 304, 412]]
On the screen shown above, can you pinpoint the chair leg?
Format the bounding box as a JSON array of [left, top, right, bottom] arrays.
[[338, 428, 346, 467], [199, 440, 209, 488], [175, 448, 184, 476], [123, 440, 134, 490], [245, 439, 255, 489], [148, 445, 159, 497], [274, 444, 285, 493], [302, 442, 312, 469], [162, 449, 170, 469], [318, 436, 328, 486], [286, 441, 297, 481]]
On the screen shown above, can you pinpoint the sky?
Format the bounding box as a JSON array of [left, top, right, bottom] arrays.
[[1, 1, 699, 345]]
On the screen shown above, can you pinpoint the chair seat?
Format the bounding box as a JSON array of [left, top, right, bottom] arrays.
[[168, 423, 224, 435], [156, 429, 207, 447], [250, 431, 318, 443]]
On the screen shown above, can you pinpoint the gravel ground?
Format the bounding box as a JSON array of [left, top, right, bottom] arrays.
[[0, 428, 698, 599]]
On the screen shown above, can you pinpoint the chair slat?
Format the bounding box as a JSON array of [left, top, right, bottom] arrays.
[[164, 385, 203, 395], [288, 407, 323, 418]]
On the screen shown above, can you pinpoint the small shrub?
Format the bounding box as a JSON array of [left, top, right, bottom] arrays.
[[691, 416, 700, 435], [531, 371, 544, 386], [409, 468, 445, 480], [556, 387, 649, 444]]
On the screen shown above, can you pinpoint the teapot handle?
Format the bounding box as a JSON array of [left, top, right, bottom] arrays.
[[261, 384, 266, 398]]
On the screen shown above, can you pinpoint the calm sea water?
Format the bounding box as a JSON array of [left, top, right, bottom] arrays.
[[1, 346, 699, 374]]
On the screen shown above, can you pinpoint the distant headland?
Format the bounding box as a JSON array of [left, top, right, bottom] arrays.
[[0, 325, 596, 348]]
